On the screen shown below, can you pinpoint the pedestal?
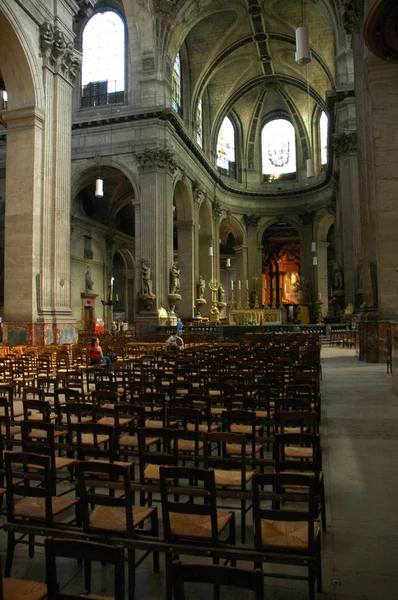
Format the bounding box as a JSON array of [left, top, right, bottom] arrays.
[[195, 297, 207, 318], [168, 293, 181, 325], [140, 294, 156, 312]]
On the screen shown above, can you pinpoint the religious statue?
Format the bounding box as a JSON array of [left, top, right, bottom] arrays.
[[170, 261, 181, 294], [218, 283, 226, 303], [141, 259, 153, 296], [197, 275, 205, 299], [293, 275, 311, 304], [332, 263, 344, 291], [84, 267, 93, 292]]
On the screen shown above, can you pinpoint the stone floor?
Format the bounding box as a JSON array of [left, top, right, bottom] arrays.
[[1, 346, 398, 599]]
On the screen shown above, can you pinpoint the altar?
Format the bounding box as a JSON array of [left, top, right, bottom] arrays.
[[230, 309, 282, 326]]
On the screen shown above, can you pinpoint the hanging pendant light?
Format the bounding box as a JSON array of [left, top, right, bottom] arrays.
[[95, 178, 104, 198], [295, 0, 312, 66], [306, 157, 315, 178], [295, 27, 312, 65]]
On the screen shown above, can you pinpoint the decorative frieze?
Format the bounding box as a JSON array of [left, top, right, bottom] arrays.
[[243, 214, 260, 228], [135, 147, 178, 175], [212, 198, 222, 220], [39, 22, 81, 84], [332, 130, 357, 158], [193, 181, 206, 204]]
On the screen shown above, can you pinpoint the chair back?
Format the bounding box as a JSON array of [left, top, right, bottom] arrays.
[[45, 537, 125, 600]]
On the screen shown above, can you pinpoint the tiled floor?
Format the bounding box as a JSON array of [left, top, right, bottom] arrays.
[[1, 346, 398, 599]]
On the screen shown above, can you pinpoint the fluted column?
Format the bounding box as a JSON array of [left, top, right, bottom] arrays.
[[135, 148, 177, 314]]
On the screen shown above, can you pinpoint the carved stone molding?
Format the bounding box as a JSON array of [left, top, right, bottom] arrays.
[[243, 214, 260, 228], [135, 147, 178, 175], [212, 198, 222, 220], [332, 130, 357, 158], [340, 0, 364, 34], [40, 22, 81, 84], [142, 51, 155, 72], [193, 181, 206, 204], [298, 210, 314, 226], [153, 0, 184, 17]]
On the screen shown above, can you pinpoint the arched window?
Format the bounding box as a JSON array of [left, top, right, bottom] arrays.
[[216, 116, 236, 178], [261, 118, 296, 182], [320, 111, 328, 166], [81, 10, 125, 108], [172, 52, 181, 114], [196, 98, 203, 148]]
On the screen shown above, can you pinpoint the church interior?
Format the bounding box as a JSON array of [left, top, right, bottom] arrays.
[[0, 0, 398, 598]]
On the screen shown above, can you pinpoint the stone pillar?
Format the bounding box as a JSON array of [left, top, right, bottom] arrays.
[[332, 129, 361, 306], [177, 219, 194, 319], [235, 244, 248, 295], [2, 23, 81, 345], [135, 148, 177, 320], [316, 241, 330, 315]]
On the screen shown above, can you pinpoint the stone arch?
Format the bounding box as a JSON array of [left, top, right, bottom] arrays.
[[0, 10, 43, 111]]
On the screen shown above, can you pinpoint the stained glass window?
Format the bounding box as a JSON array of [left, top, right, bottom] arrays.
[[217, 116, 235, 172], [81, 11, 125, 107], [172, 52, 181, 113], [261, 118, 296, 179], [320, 111, 328, 165], [196, 98, 203, 148]]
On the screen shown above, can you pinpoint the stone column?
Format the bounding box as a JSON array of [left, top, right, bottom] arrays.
[[135, 148, 177, 322], [2, 23, 81, 345], [316, 241, 330, 315], [178, 219, 194, 319], [332, 129, 361, 306]]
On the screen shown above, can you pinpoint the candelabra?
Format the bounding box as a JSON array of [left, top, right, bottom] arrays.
[[208, 280, 221, 323], [101, 280, 119, 331]]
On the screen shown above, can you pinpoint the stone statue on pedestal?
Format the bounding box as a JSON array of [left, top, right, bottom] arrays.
[[141, 259, 153, 296], [170, 262, 181, 294], [197, 275, 205, 299]]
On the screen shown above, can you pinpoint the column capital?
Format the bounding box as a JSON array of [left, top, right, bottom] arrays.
[[243, 214, 260, 229], [135, 147, 177, 175], [332, 129, 357, 158], [1, 106, 45, 129], [193, 180, 207, 204], [40, 22, 82, 85]]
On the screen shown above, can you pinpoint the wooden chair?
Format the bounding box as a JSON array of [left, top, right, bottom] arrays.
[[160, 465, 236, 600], [221, 409, 264, 462], [45, 537, 125, 600], [77, 460, 159, 599], [274, 432, 326, 531], [0, 555, 46, 600], [172, 560, 264, 600], [252, 471, 322, 600], [4, 451, 78, 576], [204, 431, 254, 543]]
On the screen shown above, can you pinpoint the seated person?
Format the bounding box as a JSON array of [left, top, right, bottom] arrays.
[[166, 331, 184, 351], [89, 337, 113, 367]]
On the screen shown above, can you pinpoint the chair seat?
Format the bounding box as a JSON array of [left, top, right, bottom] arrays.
[[28, 457, 76, 471], [284, 447, 313, 459], [145, 419, 177, 428], [2, 577, 47, 600], [172, 439, 204, 453], [277, 427, 303, 435], [97, 416, 132, 426], [1, 424, 21, 436], [226, 442, 263, 455], [187, 423, 220, 433], [144, 463, 161, 481], [13, 496, 77, 519], [119, 435, 159, 448], [28, 413, 57, 421], [169, 510, 233, 539], [72, 433, 109, 445], [260, 518, 320, 549], [90, 504, 155, 532], [214, 469, 254, 487], [210, 408, 225, 415], [66, 415, 92, 424], [230, 424, 262, 434], [28, 428, 65, 439]]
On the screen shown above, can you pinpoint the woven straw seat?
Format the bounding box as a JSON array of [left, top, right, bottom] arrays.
[[187, 422, 219, 432], [144, 463, 162, 480], [226, 442, 263, 455], [27, 456, 76, 471], [72, 433, 109, 445], [230, 423, 262, 434], [169, 510, 234, 539], [27, 412, 57, 421], [260, 518, 320, 549], [1, 424, 20, 436], [284, 446, 313, 458], [119, 434, 158, 447], [171, 439, 204, 453], [89, 504, 155, 532], [2, 577, 47, 600], [68, 415, 92, 424], [214, 468, 254, 487], [13, 495, 77, 519], [97, 416, 132, 426], [28, 427, 65, 439]]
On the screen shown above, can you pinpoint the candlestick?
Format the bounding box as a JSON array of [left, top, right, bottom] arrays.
[[231, 280, 234, 290], [238, 280, 241, 290]]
